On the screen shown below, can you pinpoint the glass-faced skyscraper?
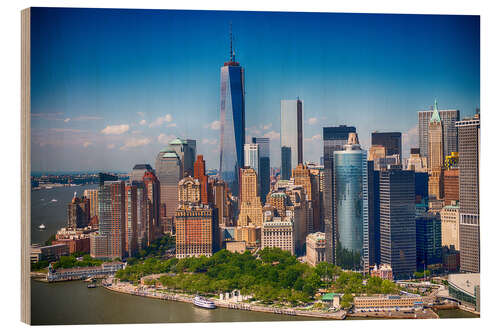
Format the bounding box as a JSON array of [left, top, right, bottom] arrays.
[[219, 28, 245, 196], [252, 137, 270, 204], [280, 99, 303, 172]]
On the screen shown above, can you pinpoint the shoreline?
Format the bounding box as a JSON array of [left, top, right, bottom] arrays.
[[101, 280, 347, 320]]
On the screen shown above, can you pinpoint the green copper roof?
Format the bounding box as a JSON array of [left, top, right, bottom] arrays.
[[430, 99, 441, 123], [162, 151, 178, 158], [169, 138, 186, 145]]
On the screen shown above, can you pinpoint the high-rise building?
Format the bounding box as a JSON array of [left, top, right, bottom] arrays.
[[130, 164, 153, 183], [306, 232, 326, 266], [416, 213, 442, 271], [236, 168, 262, 248], [368, 160, 380, 267], [135, 184, 148, 249], [428, 100, 445, 200], [418, 103, 459, 159], [168, 138, 197, 177], [219, 27, 245, 196], [262, 214, 295, 255], [406, 148, 428, 173], [441, 203, 460, 251], [457, 114, 480, 273], [67, 193, 90, 229], [293, 163, 320, 233], [155, 149, 182, 233], [175, 177, 219, 258], [125, 184, 138, 257], [280, 146, 292, 180], [280, 99, 303, 170], [142, 171, 160, 243], [333, 133, 369, 271], [252, 137, 271, 204], [443, 168, 459, 205], [371, 132, 402, 157], [193, 155, 209, 205], [323, 125, 356, 264], [244, 143, 260, 177], [91, 181, 126, 259], [368, 145, 386, 161], [83, 189, 98, 220], [379, 167, 416, 279]]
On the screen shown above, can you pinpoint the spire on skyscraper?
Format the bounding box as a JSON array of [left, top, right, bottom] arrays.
[[430, 98, 441, 123], [229, 22, 234, 62]]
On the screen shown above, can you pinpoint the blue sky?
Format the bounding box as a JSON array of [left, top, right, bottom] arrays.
[[30, 8, 480, 172]]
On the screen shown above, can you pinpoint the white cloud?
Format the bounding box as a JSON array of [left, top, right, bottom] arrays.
[[307, 117, 318, 125], [120, 137, 151, 150], [137, 111, 145, 117], [260, 123, 272, 130], [64, 118, 71, 123], [139, 119, 147, 126], [101, 124, 130, 135], [402, 125, 419, 159], [202, 138, 217, 145], [157, 133, 176, 145], [149, 114, 173, 128], [209, 120, 221, 130], [107, 143, 115, 149], [83, 141, 92, 148], [305, 134, 321, 142], [263, 130, 280, 140]]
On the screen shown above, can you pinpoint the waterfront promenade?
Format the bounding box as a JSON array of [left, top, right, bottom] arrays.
[[102, 277, 347, 320]]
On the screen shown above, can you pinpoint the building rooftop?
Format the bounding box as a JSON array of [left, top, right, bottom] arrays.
[[448, 273, 480, 297]]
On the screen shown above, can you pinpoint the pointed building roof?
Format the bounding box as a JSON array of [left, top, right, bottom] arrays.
[[430, 99, 441, 123]]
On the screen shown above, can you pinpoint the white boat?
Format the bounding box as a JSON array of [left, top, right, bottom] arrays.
[[193, 296, 216, 309], [51, 199, 58, 202], [38, 224, 46, 230]]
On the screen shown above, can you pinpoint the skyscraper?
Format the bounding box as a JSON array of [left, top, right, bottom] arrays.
[[418, 103, 459, 159], [428, 100, 444, 200], [371, 132, 402, 157], [416, 213, 442, 271], [194, 155, 209, 205], [333, 133, 369, 271], [244, 143, 260, 176], [125, 184, 138, 257], [155, 149, 182, 233], [252, 137, 271, 204], [280, 146, 292, 180], [142, 171, 160, 244], [379, 167, 416, 279], [280, 99, 303, 169], [457, 113, 480, 273], [67, 194, 90, 229], [219, 26, 245, 196], [168, 138, 196, 177], [323, 125, 356, 264], [129, 164, 153, 183], [83, 189, 98, 220]]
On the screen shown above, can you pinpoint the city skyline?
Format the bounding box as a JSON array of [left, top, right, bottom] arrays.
[[30, 8, 479, 172]]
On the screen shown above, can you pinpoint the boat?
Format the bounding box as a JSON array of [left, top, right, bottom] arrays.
[[193, 296, 216, 309], [51, 199, 58, 202], [87, 283, 97, 288], [38, 224, 46, 230]]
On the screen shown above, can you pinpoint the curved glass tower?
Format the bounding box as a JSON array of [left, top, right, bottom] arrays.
[[334, 135, 368, 270], [219, 29, 245, 196]]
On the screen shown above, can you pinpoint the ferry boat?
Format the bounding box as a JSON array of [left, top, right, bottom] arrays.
[[193, 296, 216, 309], [51, 199, 58, 202], [38, 224, 46, 230]]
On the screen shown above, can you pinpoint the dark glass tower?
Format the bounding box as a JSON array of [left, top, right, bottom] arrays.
[[252, 137, 271, 204], [219, 26, 245, 196]]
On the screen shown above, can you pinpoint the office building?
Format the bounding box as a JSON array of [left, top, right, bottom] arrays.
[[130, 164, 153, 183], [252, 137, 271, 204], [90, 180, 126, 259], [368, 145, 386, 161], [142, 171, 160, 242], [379, 167, 416, 279], [416, 213, 442, 271], [306, 232, 326, 266], [444, 152, 459, 170], [244, 143, 260, 175], [155, 149, 182, 233], [83, 189, 98, 220], [371, 132, 402, 157], [193, 155, 209, 204], [418, 103, 459, 159], [457, 114, 480, 273], [368, 160, 380, 267], [280, 99, 303, 169], [443, 168, 459, 205], [293, 163, 320, 233], [98, 172, 118, 185], [125, 184, 138, 257], [406, 148, 428, 173], [333, 133, 369, 271], [280, 146, 292, 180], [219, 28, 245, 196], [175, 177, 219, 258], [67, 194, 90, 229], [441, 203, 460, 251], [261, 216, 295, 255], [323, 125, 356, 264], [428, 100, 445, 200], [167, 138, 196, 177]]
